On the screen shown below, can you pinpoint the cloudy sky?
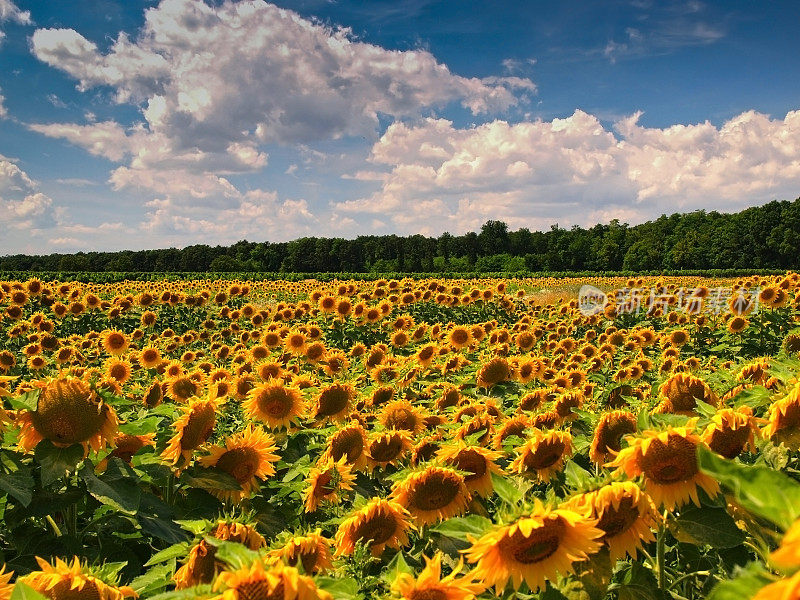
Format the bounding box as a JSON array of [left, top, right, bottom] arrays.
[[1, 0, 799, 253]]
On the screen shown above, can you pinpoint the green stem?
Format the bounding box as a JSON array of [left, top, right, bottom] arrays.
[[668, 570, 711, 591], [657, 515, 667, 590], [46, 514, 62, 537]]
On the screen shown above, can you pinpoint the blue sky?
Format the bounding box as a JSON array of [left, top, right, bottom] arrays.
[[1, 0, 799, 253]]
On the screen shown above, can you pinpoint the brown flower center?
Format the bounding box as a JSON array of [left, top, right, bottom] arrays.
[[216, 447, 260, 484], [410, 472, 461, 511], [640, 435, 698, 484], [352, 513, 398, 546], [596, 497, 640, 539], [500, 518, 566, 565]]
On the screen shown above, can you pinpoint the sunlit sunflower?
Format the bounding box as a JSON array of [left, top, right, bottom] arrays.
[[448, 326, 473, 350], [752, 571, 800, 600], [313, 383, 355, 422], [245, 380, 306, 430], [392, 552, 484, 600], [104, 357, 133, 385], [493, 415, 530, 449], [322, 420, 368, 470], [101, 330, 130, 356], [17, 376, 118, 454], [166, 375, 201, 403], [138, 346, 162, 369], [702, 406, 762, 458], [18, 556, 137, 600], [335, 497, 414, 556], [99, 432, 155, 470], [608, 421, 720, 509], [476, 357, 513, 389], [302, 457, 356, 513], [654, 373, 718, 416], [162, 394, 221, 467], [380, 399, 426, 436], [510, 429, 574, 482], [563, 482, 658, 561], [391, 465, 471, 525], [764, 383, 800, 450], [269, 529, 334, 574], [0, 565, 13, 600], [213, 560, 332, 600], [199, 425, 280, 502], [366, 430, 413, 470], [284, 330, 308, 355], [465, 501, 603, 593], [174, 520, 266, 589], [436, 442, 503, 497], [590, 410, 638, 465]]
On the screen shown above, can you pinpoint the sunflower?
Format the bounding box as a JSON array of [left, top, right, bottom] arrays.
[[590, 410, 638, 465], [284, 330, 307, 355], [245, 380, 306, 430], [436, 442, 503, 498], [510, 429, 574, 482], [167, 375, 201, 403], [702, 406, 762, 458], [764, 383, 800, 450], [104, 357, 133, 385], [476, 357, 513, 389], [563, 482, 658, 561], [0, 565, 12, 600], [322, 420, 368, 470], [335, 498, 414, 556], [138, 346, 162, 369], [465, 501, 603, 593], [101, 330, 130, 356], [269, 529, 334, 574], [448, 326, 473, 350], [380, 400, 426, 436], [391, 465, 471, 525], [17, 376, 118, 454], [174, 520, 266, 589], [303, 458, 356, 513], [366, 430, 413, 470], [17, 556, 136, 600], [99, 432, 155, 469], [655, 372, 718, 416], [213, 560, 332, 600], [313, 383, 355, 422], [162, 394, 220, 467], [607, 421, 720, 509], [752, 572, 800, 600], [392, 552, 483, 600], [493, 415, 530, 449]]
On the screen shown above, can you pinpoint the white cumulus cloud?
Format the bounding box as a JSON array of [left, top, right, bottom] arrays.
[[0, 158, 55, 236]]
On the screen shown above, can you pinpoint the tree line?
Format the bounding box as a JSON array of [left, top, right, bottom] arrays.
[[2, 198, 799, 273]]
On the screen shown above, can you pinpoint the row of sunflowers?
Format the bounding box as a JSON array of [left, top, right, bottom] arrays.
[[0, 273, 800, 599]]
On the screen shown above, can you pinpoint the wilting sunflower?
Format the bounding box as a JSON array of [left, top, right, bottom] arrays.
[[0, 565, 12, 600], [436, 442, 503, 497], [245, 380, 306, 430], [199, 425, 280, 502], [764, 382, 800, 450], [366, 430, 413, 470], [476, 357, 513, 389], [213, 560, 332, 600], [608, 421, 720, 509], [269, 529, 334, 574], [17, 556, 136, 600], [510, 429, 574, 482], [17, 376, 118, 454], [655, 372, 718, 416], [313, 383, 355, 422], [174, 520, 265, 589], [590, 410, 638, 465], [465, 501, 603, 593], [303, 457, 356, 512], [391, 465, 471, 525], [702, 406, 762, 458], [322, 420, 368, 470], [563, 482, 658, 561], [335, 497, 414, 556], [162, 394, 221, 467], [392, 552, 484, 600]]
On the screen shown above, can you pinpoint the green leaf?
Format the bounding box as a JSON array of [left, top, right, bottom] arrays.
[[145, 542, 191, 566], [698, 445, 800, 530], [316, 577, 359, 600], [707, 562, 773, 600], [0, 467, 34, 507], [491, 472, 525, 505], [131, 560, 175, 596], [382, 551, 414, 584], [80, 462, 141, 513], [119, 416, 162, 436], [147, 584, 215, 600], [183, 469, 243, 492], [34, 440, 84, 486], [429, 514, 493, 542], [8, 390, 40, 411], [10, 583, 49, 600], [136, 493, 189, 544], [609, 562, 665, 600], [564, 460, 592, 490], [671, 506, 746, 548], [205, 539, 261, 570], [730, 386, 771, 410]]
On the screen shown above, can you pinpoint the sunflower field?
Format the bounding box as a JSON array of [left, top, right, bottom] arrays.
[[1, 273, 800, 600]]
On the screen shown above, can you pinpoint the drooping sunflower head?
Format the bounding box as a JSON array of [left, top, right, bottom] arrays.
[[391, 465, 471, 525], [244, 380, 306, 430], [198, 425, 280, 501], [213, 560, 332, 600], [436, 441, 503, 498], [161, 395, 220, 467], [335, 497, 414, 557], [476, 357, 513, 389], [702, 406, 762, 458], [465, 501, 603, 593], [764, 383, 800, 450], [510, 429, 574, 483], [392, 551, 484, 600], [590, 410, 638, 465], [655, 372, 718, 416], [563, 481, 658, 561], [17, 556, 136, 600], [322, 420, 368, 470], [17, 376, 118, 454], [366, 429, 413, 471], [313, 383, 355, 422], [269, 529, 334, 574]]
